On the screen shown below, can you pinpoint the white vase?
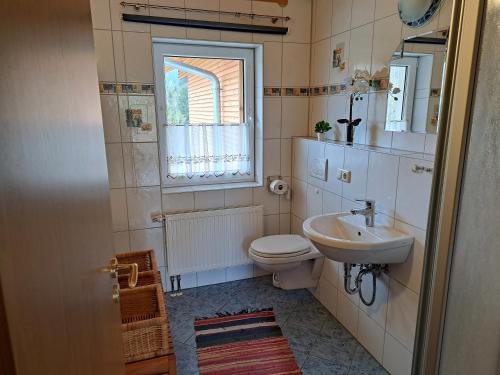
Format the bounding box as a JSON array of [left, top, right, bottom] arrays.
[[317, 133, 326, 141]]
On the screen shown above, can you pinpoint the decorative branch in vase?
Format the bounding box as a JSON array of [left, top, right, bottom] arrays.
[[337, 70, 371, 145]]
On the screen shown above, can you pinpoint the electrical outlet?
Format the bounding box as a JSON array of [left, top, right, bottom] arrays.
[[336, 168, 351, 183]]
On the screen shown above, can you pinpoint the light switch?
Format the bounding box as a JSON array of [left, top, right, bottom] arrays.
[[337, 168, 351, 183]]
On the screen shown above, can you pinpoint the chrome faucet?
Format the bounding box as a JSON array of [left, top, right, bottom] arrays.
[[350, 199, 375, 227]]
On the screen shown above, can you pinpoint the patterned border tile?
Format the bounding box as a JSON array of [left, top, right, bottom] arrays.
[[99, 82, 155, 95]]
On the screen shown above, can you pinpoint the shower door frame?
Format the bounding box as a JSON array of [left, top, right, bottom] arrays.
[[412, 0, 487, 373]]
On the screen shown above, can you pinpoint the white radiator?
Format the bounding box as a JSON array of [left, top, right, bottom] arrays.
[[165, 205, 263, 275]]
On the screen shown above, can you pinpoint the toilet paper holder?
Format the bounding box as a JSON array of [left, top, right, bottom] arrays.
[[267, 175, 290, 198]]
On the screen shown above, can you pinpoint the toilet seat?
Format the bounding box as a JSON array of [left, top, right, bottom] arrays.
[[250, 235, 311, 258]]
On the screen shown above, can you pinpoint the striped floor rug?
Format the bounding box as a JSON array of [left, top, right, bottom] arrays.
[[194, 308, 302, 374]]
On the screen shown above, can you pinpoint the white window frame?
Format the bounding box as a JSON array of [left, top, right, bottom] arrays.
[[153, 39, 263, 194], [385, 56, 418, 132]]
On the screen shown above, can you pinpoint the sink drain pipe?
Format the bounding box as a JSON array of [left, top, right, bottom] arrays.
[[343, 263, 387, 306]]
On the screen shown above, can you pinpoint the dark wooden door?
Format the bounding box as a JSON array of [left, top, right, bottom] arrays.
[[0, 0, 125, 373]]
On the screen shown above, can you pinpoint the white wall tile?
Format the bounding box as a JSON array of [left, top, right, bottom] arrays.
[[110, 0, 150, 32], [324, 143, 344, 194], [279, 178, 292, 213], [91, 0, 111, 30], [342, 147, 369, 201], [424, 133, 437, 154], [282, 98, 309, 138], [351, 0, 375, 28], [279, 213, 291, 234], [111, 31, 127, 82], [110, 188, 128, 232], [281, 139, 292, 177], [251, 1, 284, 43], [123, 32, 153, 83], [351, 94, 368, 144], [337, 292, 359, 336], [391, 221, 426, 293], [318, 277, 338, 315], [309, 96, 329, 136], [375, 0, 398, 19], [129, 227, 166, 268], [321, 259, 340, 287], [383, 333, 413, 375], [253, 186, 279, 215], [292, 138, 309, 181], [263, 42, 282, 86], [263, 97, 282, 139], [312, 0, 333, 42], [162, 192, 194, 213], [197, 268, 226, 286], [100, 95, 121, 143], [322, 190, 342, 214], [112, 231, 130, 253], [126, 187, 162, 230], [264, 139, 281, 177], [264, 214, 280, 235], [357, 310, 385, 362], [311, 38, 331, 85], [282, 43, 311, 87], [226, 264, 254, 282], [291, 178, 307, 219], [366, 151, 399, 217], [122, 142, 160, 187], [366, 92, 393, 148], [93, 29, 115, 81], [327, 95, 348, 141], [185, 0, 221, 40], [359, 273, 389, 328], [386, 279, 419, 351], [290, 214, 304, 235], [224, 188, 253, 208], [105, 143, 125, 189], [179, 272, 198, 289], [349, 23, 374, 74], [307, 185, 323, 218], [371, 15, 402, 76], [194, 190, 225, 210], [332, 0, 352, 35], [392, 132, 426, 153], [307, 140, 326, 188], [283, 0, 312, 43], [150, 0, 187, 39], [395, 156, 433, 229]]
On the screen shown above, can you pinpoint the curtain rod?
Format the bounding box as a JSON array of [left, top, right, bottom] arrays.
[[120, 1, 291, 23]]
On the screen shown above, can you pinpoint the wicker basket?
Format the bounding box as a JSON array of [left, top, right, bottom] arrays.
[[118, 270, 162, 290], [120, 284, 170, 363], [116, 249, 158, 272]]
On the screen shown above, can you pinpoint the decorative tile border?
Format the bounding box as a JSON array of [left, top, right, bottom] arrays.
[[99, 82, 155, 95], [263, 87, 310, 96]]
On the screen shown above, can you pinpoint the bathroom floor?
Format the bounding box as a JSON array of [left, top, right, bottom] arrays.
[[166, 276, 388, 375]]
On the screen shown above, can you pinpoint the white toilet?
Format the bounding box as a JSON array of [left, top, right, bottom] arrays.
[[248, 234, 324, 290]]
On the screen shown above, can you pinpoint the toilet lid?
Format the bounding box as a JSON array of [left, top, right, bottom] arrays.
[[250, 235, 311, 258]]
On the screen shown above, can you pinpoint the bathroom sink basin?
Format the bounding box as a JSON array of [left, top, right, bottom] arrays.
[[302, 213, 414, 264]]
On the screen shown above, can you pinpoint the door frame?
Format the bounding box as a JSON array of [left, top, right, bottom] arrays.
[[412, 0, 486, 373]]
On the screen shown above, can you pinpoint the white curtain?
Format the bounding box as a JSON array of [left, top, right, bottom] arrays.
[[164, 123, 251, 180]]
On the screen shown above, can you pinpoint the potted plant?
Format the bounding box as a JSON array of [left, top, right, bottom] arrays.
[[314, 120, 332, 141]]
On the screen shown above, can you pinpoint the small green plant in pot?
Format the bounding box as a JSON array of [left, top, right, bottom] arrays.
[[315, 120, 332, 141]]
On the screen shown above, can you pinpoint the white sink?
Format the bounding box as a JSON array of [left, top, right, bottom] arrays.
[[302, 213, 414, 264]]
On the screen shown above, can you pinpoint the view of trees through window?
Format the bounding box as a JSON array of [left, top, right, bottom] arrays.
[[163, 56, 244, 126]]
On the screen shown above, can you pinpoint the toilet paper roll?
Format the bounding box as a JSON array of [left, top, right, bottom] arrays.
[[269, 179, 289, 195]]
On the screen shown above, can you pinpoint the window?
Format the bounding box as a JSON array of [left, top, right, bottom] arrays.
[[153, 40, 262, 192]]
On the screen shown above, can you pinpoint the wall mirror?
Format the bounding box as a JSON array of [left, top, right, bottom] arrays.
[[385, 29, 448, 134], [398, 0, 444, 28]]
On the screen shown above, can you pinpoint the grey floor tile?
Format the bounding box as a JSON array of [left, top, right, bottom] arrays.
[[348, 346, 389, 375], [166, 276, 387, 375], [302, 355, 351, 375]]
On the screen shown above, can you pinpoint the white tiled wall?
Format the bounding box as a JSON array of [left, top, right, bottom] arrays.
[[91, 0, 312, 289], [309, 0, 452, 154], [292, 137, 434, 374]]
